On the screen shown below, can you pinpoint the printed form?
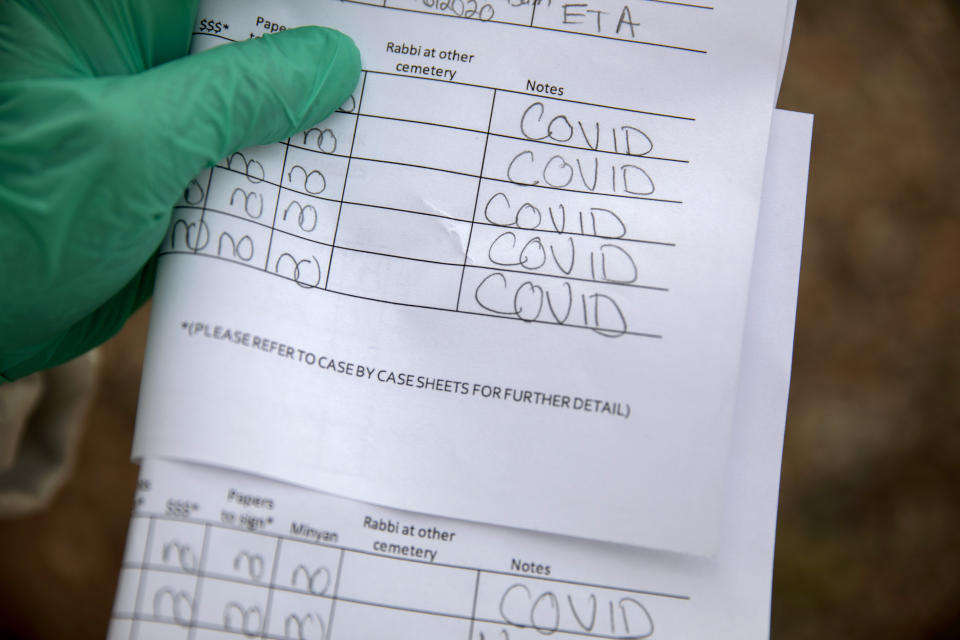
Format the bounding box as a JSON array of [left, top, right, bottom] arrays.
[[134, 0, 793, 554], [110, 109, 813, 640]]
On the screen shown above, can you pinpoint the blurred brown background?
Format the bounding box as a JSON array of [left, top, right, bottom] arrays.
[[2, 0, 959, 637]]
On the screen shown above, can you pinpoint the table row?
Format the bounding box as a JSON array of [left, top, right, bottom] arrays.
[[166, 203, 673, 283], [212, 68, 692, 174], [208, 131, 686, 205], [187, 164, 680, 241], [111, 515, 668, 639]]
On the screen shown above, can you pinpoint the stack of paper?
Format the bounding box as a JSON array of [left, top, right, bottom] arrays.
[[109, 1, 812, 637]]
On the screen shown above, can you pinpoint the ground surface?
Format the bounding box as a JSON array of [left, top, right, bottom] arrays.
[[1, 1, 958, 637]]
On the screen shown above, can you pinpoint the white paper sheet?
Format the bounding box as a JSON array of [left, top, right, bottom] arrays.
[[133, 0, 792, 554], [110, 108, 812, 639]]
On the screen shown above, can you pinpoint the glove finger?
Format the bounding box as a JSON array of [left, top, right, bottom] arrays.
[[0, 27, 359, 376]]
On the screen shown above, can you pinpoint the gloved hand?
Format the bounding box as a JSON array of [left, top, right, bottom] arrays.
[[0, 1, 361, 382]]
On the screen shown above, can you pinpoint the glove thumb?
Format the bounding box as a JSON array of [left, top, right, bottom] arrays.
[[121, 26, 361, 201], [0, 27, 359, 380]]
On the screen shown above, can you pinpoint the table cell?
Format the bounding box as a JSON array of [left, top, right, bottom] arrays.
[[133, 621, 189, 640], [354, 116, 487, 175], [331, 600, 471, 639], [336, 551, 477, 618], [275, 190, 341, 245], [274, 540, 343, 596], [265, 590, 335, 640], [147, 520, 205, 574], [336, 203, 471, 265], [194, 578, 270, 637], [201, 527, 278, 585], [282, 146, 350, 200], [177, 168, 212, 208], [467, 224, 671, 286], [288, 110, 359, 158], [474, 180, 677, 243], [163, 208, 208, 255], [344, 158, 479, 221], [206, 166, 280, 225], [327, 249, 464, 309], [139, 570, 199, 627], [216, 142, 286, 184], [112, 568, 141, 616], [337, 72, 366, 116], [197, 210, 274, 271], [459, 268, 662, 337], [361, 72, 493, 131], [489, 90, 692, 160], [482, 135, 683, 201], [265, 232, 331, 290], [475, 572, 658, 639]]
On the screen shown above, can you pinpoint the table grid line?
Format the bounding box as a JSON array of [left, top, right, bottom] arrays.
[[257, 537, 284, 640], [326, 549, 347, 638], [194, 170, 215, 257], [186, 523, 212, 640], [468, 568, 482, 638], [127, 515, 156, 640], [643, 0, 714, 8], [261, 138, 292, 281], [459, 87, 495, 310], [325, 71, 368, 288]]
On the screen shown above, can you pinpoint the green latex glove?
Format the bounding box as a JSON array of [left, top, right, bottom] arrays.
[[0, 1, 360, 382]]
